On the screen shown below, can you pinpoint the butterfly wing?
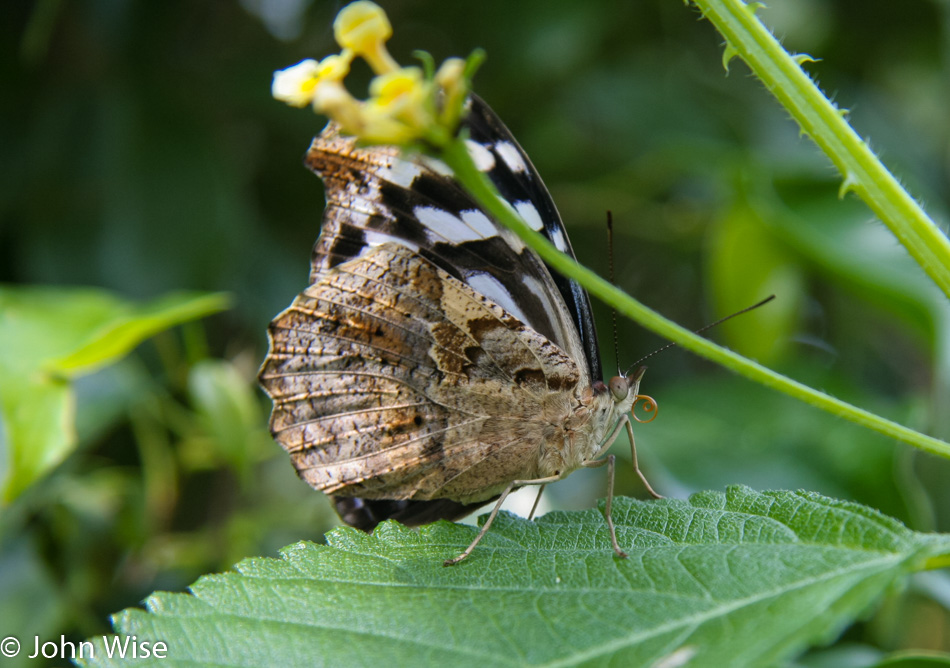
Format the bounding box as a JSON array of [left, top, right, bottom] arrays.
[[262, 96, 599, 530]]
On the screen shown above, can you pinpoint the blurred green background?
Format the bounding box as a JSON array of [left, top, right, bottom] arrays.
[[2, 0, 950, 664]]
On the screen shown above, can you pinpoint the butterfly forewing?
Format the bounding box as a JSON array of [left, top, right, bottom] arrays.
[[463, 98, 602, 381], [305, 96, 598, 380]]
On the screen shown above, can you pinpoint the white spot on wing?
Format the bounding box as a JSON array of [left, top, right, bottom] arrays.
[[547, 222, 567, 252], [465, 140, 496, 172], [466, 273, 530, 324], [415, 206, 480, 243], [378, 160, 423, 188], [419, 156, 453, 177], [460, 209, 497, 238], [519, 272, 564, 341], [363, 229, 419, 251], [515, 201, 544, 231], [495, 141, 528, 174]]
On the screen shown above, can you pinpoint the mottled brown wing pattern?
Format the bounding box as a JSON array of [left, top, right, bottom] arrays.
[[259, 242, 585, 505]]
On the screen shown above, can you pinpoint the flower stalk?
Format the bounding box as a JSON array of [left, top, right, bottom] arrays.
[[438, 140, 950, 461]]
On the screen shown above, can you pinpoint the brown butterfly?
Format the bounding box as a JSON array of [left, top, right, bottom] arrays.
[[258, 96, 659, 565]]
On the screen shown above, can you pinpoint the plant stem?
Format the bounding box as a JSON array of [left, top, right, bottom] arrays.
[[693, 0, 950, 302], [441, 138, 950, 461]]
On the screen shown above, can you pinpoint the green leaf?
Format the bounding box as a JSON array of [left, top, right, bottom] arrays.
[[0, 286, 230, 502], [0, 379, 74, 504], [49, 292, 231, 377], [872, 652, 950, 668], [80, 487, 950, 667]]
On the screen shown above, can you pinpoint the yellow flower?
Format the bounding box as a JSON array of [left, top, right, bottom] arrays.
[[354, 67, 433, 144], [272, 55, 354, 109], [333, 1, 399, 74], [272, 2, 480, 148], [371, 68, 429, 120], [315, 53, 353, 81], [271, 59, 321, 108]]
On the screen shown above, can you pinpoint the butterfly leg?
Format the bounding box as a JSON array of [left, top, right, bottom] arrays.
[[582, 455, 627, 559], [622, 414, 662, 499], [590, 413, 662, 499], [527, 484, 546, 521], [444, 474, 561, 566]]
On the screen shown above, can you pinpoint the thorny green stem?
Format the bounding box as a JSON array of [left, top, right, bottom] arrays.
[[695, 0, 950, 301]]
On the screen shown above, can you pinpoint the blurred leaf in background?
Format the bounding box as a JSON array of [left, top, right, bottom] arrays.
[[1, 0, 950, 665], [0, 287, 229, 501]]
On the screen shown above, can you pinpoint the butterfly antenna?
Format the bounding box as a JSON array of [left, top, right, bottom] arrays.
[[626, 295, 776, 373], [606, 211, 622, 373]]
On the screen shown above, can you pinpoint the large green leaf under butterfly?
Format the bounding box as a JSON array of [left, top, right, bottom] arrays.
[[79, 487, 950, 667]]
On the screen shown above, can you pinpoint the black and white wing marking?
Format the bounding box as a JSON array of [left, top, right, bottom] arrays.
[[463, 96, 602, 383]]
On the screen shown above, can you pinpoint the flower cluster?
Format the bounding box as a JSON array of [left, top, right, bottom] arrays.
[[272, 1, 479, 147]]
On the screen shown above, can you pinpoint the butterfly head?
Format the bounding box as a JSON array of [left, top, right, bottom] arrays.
[[598, 366, 656, 428], [579, 366, 650, 464], [608, 365, 646, 404]]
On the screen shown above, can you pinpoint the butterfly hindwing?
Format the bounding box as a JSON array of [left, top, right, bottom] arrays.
[[260, 243, 582, 503]]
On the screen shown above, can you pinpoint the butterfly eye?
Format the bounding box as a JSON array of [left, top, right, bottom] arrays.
[[608, 376, 629, 401]]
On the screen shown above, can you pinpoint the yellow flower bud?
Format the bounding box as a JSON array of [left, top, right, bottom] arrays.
[[333, 1, 399, 74], [434, 57, 465, 89], [335, 2, 391, 49], [434, 57, 468, 130], [368, 67, 430, 133]]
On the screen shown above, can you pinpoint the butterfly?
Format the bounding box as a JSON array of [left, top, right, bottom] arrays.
[[258, 95, 659, 565]]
